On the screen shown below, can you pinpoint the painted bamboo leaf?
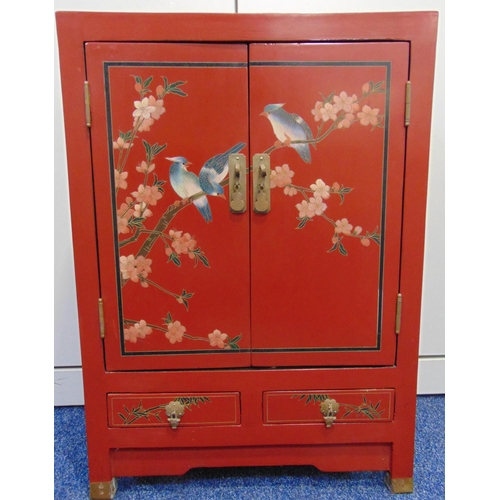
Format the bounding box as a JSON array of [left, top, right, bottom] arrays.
[[296, 217, 310, 229], [168, 87, 188, 97], [167, 252, 181, 267], [327, 242, 339, 253], [143, 76, 153, 89], [338, 242, 348, 256]]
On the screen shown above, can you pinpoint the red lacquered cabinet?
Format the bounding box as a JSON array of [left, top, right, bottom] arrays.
[[56, 11, 438, 498]]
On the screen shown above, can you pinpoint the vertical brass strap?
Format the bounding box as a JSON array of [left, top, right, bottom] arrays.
[[395, 293, 403, 334], [98, 298, 105, 339], [405, 81, 411, 127], [84, 81, 91, 127]]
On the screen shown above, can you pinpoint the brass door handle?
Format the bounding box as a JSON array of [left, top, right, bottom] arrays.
[[165, 401, 185, 429], [229, 153, 247, 213], [253, 154, 270, 214], [320, 398, 340, 428]]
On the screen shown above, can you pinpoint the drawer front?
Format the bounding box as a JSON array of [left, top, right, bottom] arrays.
[[108, 392, 240, 427], [264, 389, 394, 424]]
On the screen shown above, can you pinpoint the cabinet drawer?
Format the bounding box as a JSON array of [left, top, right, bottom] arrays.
[[108, 392, 240, 428], [264, 389, 394, 424]]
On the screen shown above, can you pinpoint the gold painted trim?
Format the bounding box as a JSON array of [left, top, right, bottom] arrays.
[[84, 81, 91, 127], [110, 393, 240, 427], [264, 390, 395, 424], [98, 298, 105, 339], [405, 81, 411, 126]]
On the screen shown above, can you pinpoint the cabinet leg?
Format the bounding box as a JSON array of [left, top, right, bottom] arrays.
[[384, 472, 413, 494], [89, 478, 117, 499]]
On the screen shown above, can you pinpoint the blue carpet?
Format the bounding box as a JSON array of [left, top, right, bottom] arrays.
[[54, 395, 444, 499]]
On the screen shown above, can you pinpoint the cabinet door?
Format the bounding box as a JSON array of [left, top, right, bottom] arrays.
[[85, 43, 251, 370], [249, 43, 409, 367]]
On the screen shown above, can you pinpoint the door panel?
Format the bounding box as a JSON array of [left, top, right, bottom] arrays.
[[85, 43, 251, 370], [249, 43, 409, 367]]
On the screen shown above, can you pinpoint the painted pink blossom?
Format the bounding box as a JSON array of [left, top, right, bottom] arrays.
[[136, 161, 155, 174], [117, 217, 130, 234], [361, 238, 371, 247], [132, 184, 163, 205], [113, 136, 131, 150], [156, 84, 164, 97], [169, 230, 197, 258], [119, 254, 152, 287], [311, 101, 337, 122], [124, 320, 153, 343], [114, 169, 128, 190], [358, 105, 380, 126], [270, 164, 295, 188], [331, 235, 339, 245], [331, 182, 341, 192], [308, 196, 327, 216], [337, 113, 355, 129], [208, 329, 228, 348], [353, 226, 363, 235], [284, 185, 298, 196], [310, 179, 330, 199], [362, 82, 371, 94], [296, 200, 315, 219], [321, 102, 337, 122], [311, 101, 324, 122], [333, 91, 357, 113], [117, 197, 134, 218], [135, 116, 155, 132], [148, 96, 165, 120], [117, 197, 134, 234], [335, 218, 353, 235], [132, 97, 156, 120], [133, 202, 153, 218], [165, 320, 186, 344]]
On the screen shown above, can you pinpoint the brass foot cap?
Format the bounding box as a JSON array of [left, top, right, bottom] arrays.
[[89, 478, 117, 499], [384, 472, 414, 494]]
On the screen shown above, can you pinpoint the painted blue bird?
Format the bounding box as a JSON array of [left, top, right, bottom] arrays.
[[199, 142, 246, 196], [167, 156, 212, 223], [260, 104, 315, 163]]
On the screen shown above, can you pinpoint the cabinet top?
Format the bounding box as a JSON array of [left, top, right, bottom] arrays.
[[55, 11, 438, 45]]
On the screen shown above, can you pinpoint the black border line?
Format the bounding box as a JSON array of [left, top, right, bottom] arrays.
[[104, 60, 391, 358]]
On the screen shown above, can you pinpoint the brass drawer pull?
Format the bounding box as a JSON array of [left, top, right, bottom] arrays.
[[320, 398, 339, 428], [165, 401, 185, 429]]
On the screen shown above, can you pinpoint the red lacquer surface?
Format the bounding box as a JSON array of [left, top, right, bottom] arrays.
[[85, 43, 251, 370], [250, 43, 409, 366]]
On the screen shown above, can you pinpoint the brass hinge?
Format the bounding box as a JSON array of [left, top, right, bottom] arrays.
[[405, 81, 411, 127], [395, 293, 402, 334], [84, 81, 91, 127], [98, 298, 105, 339]]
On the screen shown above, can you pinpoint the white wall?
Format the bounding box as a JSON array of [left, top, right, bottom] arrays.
[[54, 0, 445, 405]]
